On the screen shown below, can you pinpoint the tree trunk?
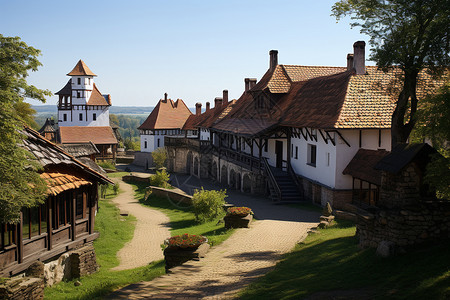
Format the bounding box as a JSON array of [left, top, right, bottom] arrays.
[[390, 71, 419, 150]]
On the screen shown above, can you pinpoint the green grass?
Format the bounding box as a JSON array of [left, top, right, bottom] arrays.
[[44, 184, 165, 300], [133, 181, 235, 247], [238, 220, 450, 300]]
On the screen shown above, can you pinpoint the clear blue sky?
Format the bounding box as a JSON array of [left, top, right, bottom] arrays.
[[1, 0, 371, 108]]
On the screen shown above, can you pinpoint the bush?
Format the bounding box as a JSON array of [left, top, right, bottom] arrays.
[[149, 169, 170, 188], [152, 148, 167, 169], [100, 184, 108, 199], [192, 188, 227, 223], [113, 183, 120, 195], [97, 160, 116, 170]]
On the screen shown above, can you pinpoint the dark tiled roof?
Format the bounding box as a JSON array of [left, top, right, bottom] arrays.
[[343, 149, 390, 185], [67, 60, 96, 76], [59, 126, 118, 145], [55, 79, 72, 95], [138, 98, 192, 130], [375, 143, 438, 174], [38, 118, 56, 134], [60, 142, 99, 158]]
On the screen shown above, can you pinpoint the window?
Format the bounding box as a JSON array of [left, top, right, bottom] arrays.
[[88, 78, 91, 85], [93, 113, 96, 121], [157, 138, 160, 147], [307, 144, 317, 167], [22, 204, 46, 240], [295, 146, 298, 159], [76, 193, 85, 220], [79, 113, 83, 121], [326, 152, 330, 166], [1, 224, 16, 249], [144, 141, 147, 148], [63, 114, 67, 122], [264, 139, 268, 152], [77, 78, 81, 85], [77, 91, 81, 98]]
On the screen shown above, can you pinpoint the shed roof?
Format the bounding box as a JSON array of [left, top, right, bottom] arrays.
[[343, 149, 390, 185], [138, 98, 192, 130], [59, 126, 118, 145]]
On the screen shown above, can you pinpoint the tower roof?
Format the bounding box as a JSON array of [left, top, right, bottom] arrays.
[[67, 60, 97, 76]]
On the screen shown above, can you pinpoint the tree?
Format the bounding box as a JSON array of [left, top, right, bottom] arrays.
[[152, 147, 167, 169], [332, 0, 450, 148], [0, 35, 52, 223]]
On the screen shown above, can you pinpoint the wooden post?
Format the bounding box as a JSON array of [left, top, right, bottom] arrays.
[[18, 212, 23, 264], [89, 184, 96, 234], [71, 191, 76, 241], [287, 128, 292, 165], [48, 197, 53, 250]]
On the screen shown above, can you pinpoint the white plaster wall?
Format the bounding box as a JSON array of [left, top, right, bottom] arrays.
[[200, 128, 210, 141], [140, 134, 155, 153], [264, 139, 287, 168], [71, 76, 94, 105], [58, 107, 109, 127], [85, 108, 109, 126], [290, 131, 337, 188]]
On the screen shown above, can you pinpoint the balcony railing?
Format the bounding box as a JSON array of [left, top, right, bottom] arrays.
[[165, 136, 210, 150]]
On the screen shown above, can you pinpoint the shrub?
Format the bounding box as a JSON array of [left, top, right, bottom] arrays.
[[149, 169, 170, 188], [152, 147, 167, 169], [163, 233, 207, 250], [192, 188, 227, 223], [100, 184, 108, 199], [227, 206, 252, 217], [97, 160, 116, 170], [113, 183, 120, 195]]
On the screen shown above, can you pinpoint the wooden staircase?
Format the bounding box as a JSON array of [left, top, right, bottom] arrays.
[[263, 158, 304, 203]]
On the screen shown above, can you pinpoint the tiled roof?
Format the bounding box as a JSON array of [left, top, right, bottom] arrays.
[[38, 118, 56, 134], [67, 60, 96, 76], [55, 79, 72, 95], [343, 149, 390, 185], [41, 171, 92, 196], [87, 83, 111, 106], [59, 126, 118, 145], [22, 127, 113, 193], [138, 98, 192, 130], [60, 142, 99, 158]]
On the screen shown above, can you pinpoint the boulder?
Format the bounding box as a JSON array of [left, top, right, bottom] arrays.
[[376, 240, 396, 258], [323, 202, 333, 217]]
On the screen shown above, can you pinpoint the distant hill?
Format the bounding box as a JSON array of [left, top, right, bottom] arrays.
[[32, 105, 155, 115]]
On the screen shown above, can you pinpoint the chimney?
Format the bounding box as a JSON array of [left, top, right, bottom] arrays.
[[249, 78, 257, 89], [214, 97, 223, 108], [269, 50, 278, 71], [164, 93, 168, 102], [244, 78, 250, 92], [353, 41, 366, 75], [195, 102, 202, 115], [347, 54, 354, 71], [223, 90, 228, 105], [206, 102, 210, 111]]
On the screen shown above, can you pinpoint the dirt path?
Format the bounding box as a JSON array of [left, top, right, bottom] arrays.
[[111, 179, 171, 271], [109, 174, 320, 298]]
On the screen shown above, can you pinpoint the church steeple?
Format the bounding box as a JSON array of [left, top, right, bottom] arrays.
[[68, 60, 95, 105]]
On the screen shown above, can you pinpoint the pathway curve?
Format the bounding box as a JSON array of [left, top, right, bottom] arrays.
[[109, 174, 320, 298], [111, 179, 171, 271]]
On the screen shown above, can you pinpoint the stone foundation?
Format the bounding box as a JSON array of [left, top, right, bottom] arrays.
[[357, 201, 450, 249], [0, 277, 44, 300], [133, 151, 153, 168], [298, 176, 352, 210]]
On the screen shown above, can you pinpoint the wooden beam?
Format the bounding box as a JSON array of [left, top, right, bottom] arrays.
[[325, 131, 336, 146], [18, 212, 23, 264], [299, 128, 307, 140], [359, 130, 362, 148], [304, 127, 312, 140], [378, 129, 382, 147], [334, 130, 351, 147], [71, 191, 76, 241], [48, 197, 53, 250], [287, 128, 292, 164], [318, 129, 328, 144]]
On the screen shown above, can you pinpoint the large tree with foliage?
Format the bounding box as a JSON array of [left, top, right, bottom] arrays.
[[0, 35, 52, 223], [332, 0, 450, 148]]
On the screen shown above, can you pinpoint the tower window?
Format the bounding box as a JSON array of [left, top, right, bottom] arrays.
[[63, 114, 67, 122], [79, 113, 83, 121], [157, 138, 160, 147], [93, 113, 96, 121], [77, 78, 81, 85], [144, 141, 147, 148], [77, 91, 81, 98], [307, 144, 316, 167]]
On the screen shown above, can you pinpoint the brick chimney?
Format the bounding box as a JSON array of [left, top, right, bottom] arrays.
[[244, 78, 250, 92], [347, 54, 354, 71], [214, 97, 223, 109], [164, 93, 168, 102], [249, 78, 257, 89], [195, 102, 202, 115], [223, 90, 228, 105], [269, 50, 278, 71], [206, 102, 210, 111], [353, 41, 366, 75]]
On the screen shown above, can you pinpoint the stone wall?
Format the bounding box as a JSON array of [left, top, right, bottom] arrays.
[[69, 244, 99, 278], [357, 201, 450, 249], [149, 186, 193, 205], [0, 277, 44, 300], [133, 151, 153, 168]]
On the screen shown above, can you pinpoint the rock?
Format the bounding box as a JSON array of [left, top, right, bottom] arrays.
[[376, 240, 396, 258], [74, 280, 82, 286], [323, 202, 333, 217], [25, 261, 44, 278], [320, 215, 335, 222], [318, 221, 329, 229]]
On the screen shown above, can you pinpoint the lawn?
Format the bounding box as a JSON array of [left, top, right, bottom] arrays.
[[45, 173, 234, 299], [238, 220, 450, 299]]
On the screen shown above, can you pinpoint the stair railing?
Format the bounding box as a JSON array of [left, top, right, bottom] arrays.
[[262, 157, 282, 201], [287, 162, 304, 199]]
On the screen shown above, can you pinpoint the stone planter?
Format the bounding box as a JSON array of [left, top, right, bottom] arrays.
[[163, 243, 210, 272], [224, 213, 253, 228]]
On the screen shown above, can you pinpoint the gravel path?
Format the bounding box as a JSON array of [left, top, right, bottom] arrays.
[[109, 174, 320, 298], [111, 179, 171, 271]]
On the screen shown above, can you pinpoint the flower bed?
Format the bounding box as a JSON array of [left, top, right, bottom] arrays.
[[227, 207, 252, 217], [164, 233, 207, 250]]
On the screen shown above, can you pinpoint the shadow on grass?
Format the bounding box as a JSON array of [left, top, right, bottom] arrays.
[[239, 226, 450, 300]]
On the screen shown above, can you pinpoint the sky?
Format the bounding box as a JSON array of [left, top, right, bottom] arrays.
[[1, 0, 372, 108]]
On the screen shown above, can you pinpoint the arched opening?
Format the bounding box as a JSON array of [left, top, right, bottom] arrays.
[[211, 161, 218, 180], [236, 173, 241, 190], [221, 165, 228, 185], [229, 169, 236, 189], [194, 156, 199, 177], [186, 151, 193, 174], [243, 174, 252, 193]]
